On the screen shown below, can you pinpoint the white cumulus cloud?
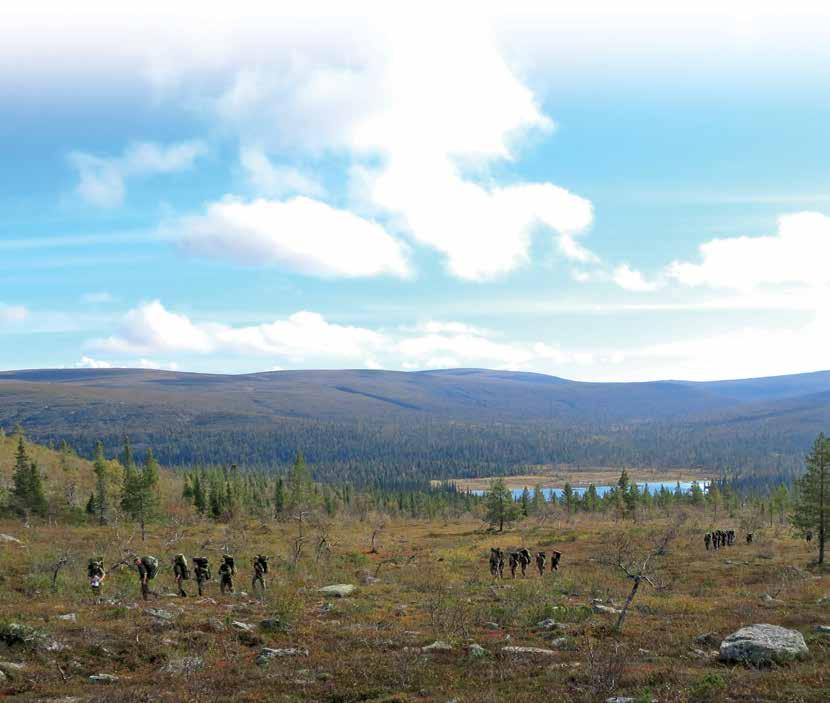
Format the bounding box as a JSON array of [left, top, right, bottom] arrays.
[[174, 196, 411, 278], [667, 211, 830, 291]]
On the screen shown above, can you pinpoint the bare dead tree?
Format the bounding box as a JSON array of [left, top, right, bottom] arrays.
[[368, 519, 386, 554], [51, 555, 69, 590], [605, 523, 679, 632]]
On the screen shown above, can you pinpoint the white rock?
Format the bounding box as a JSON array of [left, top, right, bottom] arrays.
[[0, 534, 23, 545], [58, 613, 77, 622], [318, 584, 356, 598], [231, 621, 254, 632], [468, 643, 488, 658], [256, 647, 309, 666], [593, 603, 622, 615], [502, 646, 556, 657], [89, 673, 119, 683], [719, 624, 808, 665], [422, 640, 453, 652], [815, 625, 830, 635]]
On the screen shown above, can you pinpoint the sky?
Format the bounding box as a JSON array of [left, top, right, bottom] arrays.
[[2, 2, 830, 382]]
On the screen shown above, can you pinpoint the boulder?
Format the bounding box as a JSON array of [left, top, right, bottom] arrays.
[[0, 534, 23, 545], [231, 621, 255, 632], [815, 625, 830, 635], [719, 624, 808, 665], [592, 603, 621, 616], [536, 618, 557, 630], [502, 646, 556, 657], [58, 613, 77, 622], [318, 584, 356, 598]]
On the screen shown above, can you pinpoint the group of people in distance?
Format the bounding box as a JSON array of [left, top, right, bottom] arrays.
[[87, 553, 270, 600], [489, 547, 562, 578], [703, 529, 742, 550]]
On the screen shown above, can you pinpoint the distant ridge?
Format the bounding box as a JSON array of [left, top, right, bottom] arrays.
[[0, 367, 828, 479]]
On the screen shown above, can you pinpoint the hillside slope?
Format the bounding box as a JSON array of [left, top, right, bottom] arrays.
[[0, 367, 827, 480]]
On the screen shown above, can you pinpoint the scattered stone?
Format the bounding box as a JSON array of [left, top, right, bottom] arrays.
[[394, 605, 408, 616], [814, 625, 830, 635], [695, 631, 720, 647], [318, 584, 356, 598], [43, 639, 67, 652], [536, 618, 557, 630], [89, 673, 119, 683], [196, 597, 217, 605], [58, 613, 77, 622], [422, 640, 453, 653], [256, 647, 309, 666], [358, 570, 380, 585], [468, 643, 488, 658], [320, 602, 335, 613], [548, 637, 570, 649], [719, 624, 809, 665], [592, 602, 622, 616], [606, 698, 636, 703], [0, 661, 25, 679], [483, 621, 500, 630], [200, 618, 226, 633], [162, 656, 204, 674], [231, 621, 255, 632], [145, 608, 176, 622], [502, 646, 556, 657], [0, 670, 6, 683], [0, 534, 23, 545], [817, 595, 830, 605]]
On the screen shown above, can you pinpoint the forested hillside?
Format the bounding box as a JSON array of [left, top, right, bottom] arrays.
[[0, 367, 828, 485]]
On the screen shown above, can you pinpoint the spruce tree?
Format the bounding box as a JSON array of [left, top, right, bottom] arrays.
[[286, 450, 314, 514], [520, 487, 530, 518], [92, 441, 109, 526], [27, 462, 48, 516], [791, 433, 829, 565], [192, 473, 207, 515], [11, 434, 32, 514], [484, 478, 518, 532], [273, 476, 286, 517]]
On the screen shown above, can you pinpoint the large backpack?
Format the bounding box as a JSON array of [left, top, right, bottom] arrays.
[[193, 556, 211, 579], [88, 559, 103, 578], [222, 555, 235, 575], [141, 556, 159, 580], [255, 555, 269, 574], [174, 554, 191, 580]]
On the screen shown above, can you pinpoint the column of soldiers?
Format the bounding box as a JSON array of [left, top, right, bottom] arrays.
[[87, 553, 270, 600], [703, 529, 737, 551], [489, 547, 562, 578]]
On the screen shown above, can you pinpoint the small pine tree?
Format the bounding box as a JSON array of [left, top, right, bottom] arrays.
[[519, 487, 530, 518], [192, 473, 207, 514], [27, 462, 48, 516]]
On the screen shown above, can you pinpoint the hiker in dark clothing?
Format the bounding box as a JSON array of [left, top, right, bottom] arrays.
[[193, 557, 211, 596], [535, 551, 547, 576], [550, 550, 562, 571], [252, 555, 268, 593], [489, 548, 504, 578], [134, 557, 159, 601], [219, 555, 235, 594], [704, 533, 711, 551]]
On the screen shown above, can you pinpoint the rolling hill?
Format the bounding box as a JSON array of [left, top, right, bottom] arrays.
[[0, 367, 827, 483]]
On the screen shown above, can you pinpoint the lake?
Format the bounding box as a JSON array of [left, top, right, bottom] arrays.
[[471, 480, 710, 500]]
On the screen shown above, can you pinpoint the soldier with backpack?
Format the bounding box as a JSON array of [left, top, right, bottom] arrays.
[[219, 554, 235, 594], [88, 558, 106, 596], [252, 554, 269, 593], [173, 554, 190, 597], [193, 557, 211, 596], [135, 556, 159, 601]]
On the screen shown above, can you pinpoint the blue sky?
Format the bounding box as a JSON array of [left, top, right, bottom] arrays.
[[2, 4, 830, 381]]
